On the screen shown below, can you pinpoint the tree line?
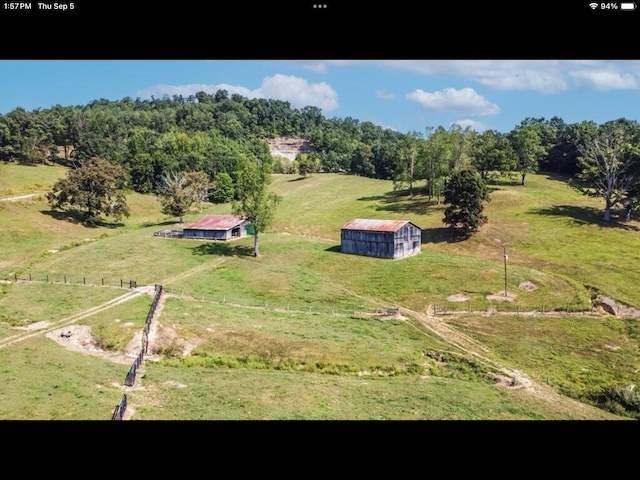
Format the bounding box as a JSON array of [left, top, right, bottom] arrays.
[[2, 89, 640, 235]]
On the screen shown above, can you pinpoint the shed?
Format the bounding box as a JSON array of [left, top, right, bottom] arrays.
[[340, 218, 422, 259], [183, 215, 249, 240]]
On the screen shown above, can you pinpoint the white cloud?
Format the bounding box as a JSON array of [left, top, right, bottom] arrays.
[[259, 74, 338, 111], [569, 70, 638, 90], [324, 60, 640, 94], [406, 87, 499, 116], [374, 89, 395, 100], [136, 74, 338, 112]]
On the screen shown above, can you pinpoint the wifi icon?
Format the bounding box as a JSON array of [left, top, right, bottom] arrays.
[[589, 2, 599, 8]]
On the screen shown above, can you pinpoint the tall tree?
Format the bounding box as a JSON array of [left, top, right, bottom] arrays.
[[232, 161, 282, 257], [442, 169, 490, 236], [573, 120, 639, 221], [508, 124, 547, 185], [157, 170, 209, 222], [46, 157, 130, 226], [471, 130, 516, 181]]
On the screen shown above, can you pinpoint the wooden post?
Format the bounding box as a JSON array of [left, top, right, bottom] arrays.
[[64, 275, 67, 284], [83, 277, 86, 285], [29, 273, 31, 282], [102, 278, 104, 286]]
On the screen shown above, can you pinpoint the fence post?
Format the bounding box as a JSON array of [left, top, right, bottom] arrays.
[[29, 273, 31, 282], [83, 277, 86, 285], [102, 278, 104, 286], [64, 275, 66, 284], [46, 274, 48, 283], [14, 274, 17, 281]]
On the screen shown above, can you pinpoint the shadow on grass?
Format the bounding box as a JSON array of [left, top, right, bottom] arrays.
[[40, 209, 124, 228], [530, 205, 640, 231], [325, 245, 342, 253], [191, 242, 255, 257], [421, 227, 469, 244], [287, 176, 310, 182], [357, 188, 438, 215], [141, 219, 182, 228]]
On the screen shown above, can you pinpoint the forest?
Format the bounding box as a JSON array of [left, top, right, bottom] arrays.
[[1, 89, 639, 222]]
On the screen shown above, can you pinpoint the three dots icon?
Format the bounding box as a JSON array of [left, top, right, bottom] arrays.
[[313, 4, 328, 8]]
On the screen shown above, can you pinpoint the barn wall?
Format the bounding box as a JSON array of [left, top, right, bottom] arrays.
[[341, 223, 421, 259], [183, 229, 229, 239], [341, 230, 395, 258], [392, 224, 421, 258]]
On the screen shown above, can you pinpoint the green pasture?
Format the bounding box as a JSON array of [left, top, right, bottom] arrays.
[[1, 164, 640, 419]]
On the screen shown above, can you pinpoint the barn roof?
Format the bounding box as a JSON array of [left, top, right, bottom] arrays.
[[183, 215, 246, 231], [341, 218, 418, 232]]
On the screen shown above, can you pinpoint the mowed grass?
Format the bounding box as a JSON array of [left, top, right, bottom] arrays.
[[0, 282, 129, 332], [0, 162, 66, 196], [0, 334, 130, 420], [126, 367, 620, 420], [2, 165, 640, 419], [445, 312, 640, 406]]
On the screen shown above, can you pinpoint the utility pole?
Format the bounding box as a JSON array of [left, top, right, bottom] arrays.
[[503, 247, 508, 297]]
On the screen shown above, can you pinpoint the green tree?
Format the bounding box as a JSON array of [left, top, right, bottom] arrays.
[[211, 172, 235, 203], [574, 120, 640, 221], [471, 129, 516, 181], [46, 157, 130, 226], [232, 161, 282, 257], [296, 152, 320, 177], [442, 169, 490, 236], [508, 124, 547, 185]]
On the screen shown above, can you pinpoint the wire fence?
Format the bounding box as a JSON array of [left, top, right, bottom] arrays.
[[113, 284, 163, 420], [7, 273, 137, 289], [431, 303, 609, 317]]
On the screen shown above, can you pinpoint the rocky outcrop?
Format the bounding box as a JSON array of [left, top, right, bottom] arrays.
[[267, 136, 313, 161]]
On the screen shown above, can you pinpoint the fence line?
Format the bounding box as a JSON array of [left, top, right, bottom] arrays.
[[112, 394, 127, 420], [430, 303, 608, 317], [113, 283, 163, 420], [7, 274, 137, 289]]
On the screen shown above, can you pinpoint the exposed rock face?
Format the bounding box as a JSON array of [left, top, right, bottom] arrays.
[[267, 136, 313, 161]]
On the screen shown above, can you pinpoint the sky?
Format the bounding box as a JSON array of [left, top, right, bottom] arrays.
[[1, 59, 640, 135]]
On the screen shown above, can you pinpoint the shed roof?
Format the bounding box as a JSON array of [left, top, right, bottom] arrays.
[[341, 218, 418, 232], [183, 215, 246, 231]]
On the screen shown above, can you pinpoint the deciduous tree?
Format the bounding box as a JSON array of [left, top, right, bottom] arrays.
[[442, 169, 490, 236], [46, 157, 130, 226], [232, 161, 282, 257]]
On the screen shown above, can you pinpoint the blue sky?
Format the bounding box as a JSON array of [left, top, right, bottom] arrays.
[[1, 60, 640, 135]]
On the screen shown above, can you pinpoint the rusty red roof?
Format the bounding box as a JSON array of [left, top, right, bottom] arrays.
[[183, 215, 246, 230], [341, 218, 417, 232]]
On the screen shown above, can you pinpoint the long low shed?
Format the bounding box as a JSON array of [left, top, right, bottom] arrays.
[[183, 214, 249, 240], [340, 218, 422, 259]]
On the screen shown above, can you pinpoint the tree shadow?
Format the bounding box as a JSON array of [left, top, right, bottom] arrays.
[[191, 241, 255, 257], [40, 209, 124, 228], [141, 219, 182, 228], [287, 176, 310, 182], [357, 189, 438, 215], [421, 227, 469, 244], [530, 205, 640, 231]]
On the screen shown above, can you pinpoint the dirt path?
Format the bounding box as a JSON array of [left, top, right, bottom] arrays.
[[0, 285, 156, 350], [0, 193, 43, 202]]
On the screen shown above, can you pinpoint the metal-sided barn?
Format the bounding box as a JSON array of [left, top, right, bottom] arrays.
[[182, 214, 249, 240], [340, 218, 422, 259]]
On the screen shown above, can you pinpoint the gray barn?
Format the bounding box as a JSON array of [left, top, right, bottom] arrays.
[[340, 218, 422, 259], [183, 214, 249, 240]]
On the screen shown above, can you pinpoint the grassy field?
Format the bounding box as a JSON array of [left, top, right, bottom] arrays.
[[0, 163, 639, 420]]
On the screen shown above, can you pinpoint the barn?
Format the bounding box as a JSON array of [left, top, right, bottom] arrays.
[[340, 218, 422, 259], [182, 214, 250, 240]]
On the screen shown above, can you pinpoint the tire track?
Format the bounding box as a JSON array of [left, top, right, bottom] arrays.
[[0, 286, 154, 349]]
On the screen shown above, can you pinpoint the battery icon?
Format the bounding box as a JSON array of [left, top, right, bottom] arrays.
[[621, 2, 636, 9]]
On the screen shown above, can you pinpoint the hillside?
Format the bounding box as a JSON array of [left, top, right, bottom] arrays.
[[0, 164, 639, 420], [267, 136, 314, 161]]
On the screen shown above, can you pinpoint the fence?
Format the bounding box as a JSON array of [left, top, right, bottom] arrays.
[[112, 394, 127, 420], [113, 284, 163, 419], [7, 273, 137, 289], [430, 303, 603, 317]]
